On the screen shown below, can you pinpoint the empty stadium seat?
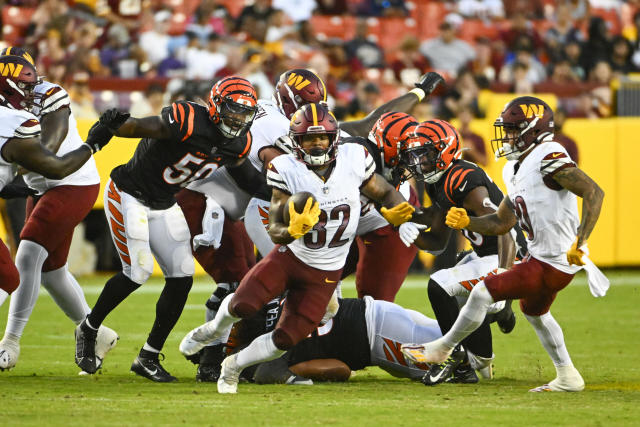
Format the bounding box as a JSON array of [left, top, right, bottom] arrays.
[[310, 15, 357, 40]]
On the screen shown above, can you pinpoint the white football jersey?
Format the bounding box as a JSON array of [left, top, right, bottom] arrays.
[[503, 141, 580, 273], [267, 143, 376, 270], [0, 106, 39, 189], [24, 81, 99, 194]]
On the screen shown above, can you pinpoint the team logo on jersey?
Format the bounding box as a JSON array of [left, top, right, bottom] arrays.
[[519, 104, 544, 119], [0, 61, 23, 77], [286, 72, 311, 90]]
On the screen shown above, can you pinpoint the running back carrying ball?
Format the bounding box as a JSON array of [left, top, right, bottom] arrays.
[[283, 191, 317, 225]]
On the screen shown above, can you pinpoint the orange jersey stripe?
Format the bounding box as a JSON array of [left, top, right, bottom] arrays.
[[113, 237, 130, 257], [109, 218, 128, 246], [108, 201, 124, 225], [181, 103, 195, 142], [120, 253, 131, 266], [107, 180, 121, 204], [177, 103, 186, 130], [239, 131, 252, 157]]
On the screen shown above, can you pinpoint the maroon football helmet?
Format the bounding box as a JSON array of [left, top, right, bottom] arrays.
[[492, 96, 554, 160], [289, 103, 339, 167], [274, 69, 327, 120], [0, 56, 41, 111]]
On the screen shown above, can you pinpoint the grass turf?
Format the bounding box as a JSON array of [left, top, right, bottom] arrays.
[[0, 270, 639, 426]]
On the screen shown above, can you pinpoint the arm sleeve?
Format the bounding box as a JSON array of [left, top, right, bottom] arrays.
[[539, 151, 576, 178], [39, 85, 70, 116], [13, 118, 41, 139], [265, 161, 291, 194]]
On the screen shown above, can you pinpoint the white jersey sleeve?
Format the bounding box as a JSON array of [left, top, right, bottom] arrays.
[[247, 100, 290, 171], [0, 107, 39, 190], [33, 81, 70, 116]]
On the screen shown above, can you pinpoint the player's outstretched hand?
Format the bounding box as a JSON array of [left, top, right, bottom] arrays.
[[381, 202, 415, 227], [566, 239, 586, 266], [415, 72, 445, 96], [99, 109, 130, 133], [445, 207, 470, 229], [399, 222, 428, 247], [287, 197, 320, 239]]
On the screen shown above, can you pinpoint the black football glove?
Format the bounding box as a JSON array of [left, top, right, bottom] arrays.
[[0, 183, 38, 199], [415, 72, 445, 96], [99, 108, 130, 133], [84, 109, 130, 153]]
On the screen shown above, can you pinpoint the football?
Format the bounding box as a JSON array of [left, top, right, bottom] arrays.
[[283, 191, 317, 224]]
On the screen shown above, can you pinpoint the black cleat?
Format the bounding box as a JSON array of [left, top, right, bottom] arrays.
[[447, 363, 479, 384], [196, 363, 221, 382], [195, 344, 224, 382], [131, 350, 177, 382], [421, 346, 465, 386], [75, 320, 98, 374], [495, 299, 516, 334]]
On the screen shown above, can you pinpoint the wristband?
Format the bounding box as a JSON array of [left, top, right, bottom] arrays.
[[409, 87, 426, 102], [82, 143, 95, 154]]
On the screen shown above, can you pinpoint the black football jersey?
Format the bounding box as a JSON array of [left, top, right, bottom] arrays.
[[286, 298, 371, 371], [426, 160, 528, 258], [110, 101, 252, 209]]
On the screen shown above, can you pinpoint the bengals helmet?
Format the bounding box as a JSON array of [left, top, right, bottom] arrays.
[[0, 46, 35, 66], [492, 96, 554, 161], [401, 119, 462, 184], [0, 56, 41, 111], [289, 103, 339, 167], [274, 69, 327, 120], [371, 112, 418, 168], [208, 76, 258, 139]]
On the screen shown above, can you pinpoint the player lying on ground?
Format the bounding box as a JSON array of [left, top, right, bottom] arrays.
[[402, 96, 606, 392], [180, 103, 416, 393]]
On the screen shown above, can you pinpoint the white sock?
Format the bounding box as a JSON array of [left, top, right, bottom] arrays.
[[41, 264, 91, 325], [524, 312, 573, 367], [204, 293, 239, 337], [441, 281, 495, 349], [5, 241, 48, 339], [0, 289, 7, 307], [235, 331, 285, 369], [142, 343, 160, 353]]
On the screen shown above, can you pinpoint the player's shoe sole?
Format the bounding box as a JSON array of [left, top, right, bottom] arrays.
[[0, 337, 20, 371], [401, 338, 453, 365], [217, 354, 241, 394]]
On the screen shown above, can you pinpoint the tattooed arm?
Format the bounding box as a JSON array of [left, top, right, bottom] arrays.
[[552, 167, 604, 247]]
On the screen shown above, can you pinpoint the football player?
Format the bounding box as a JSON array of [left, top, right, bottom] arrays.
[[0, 47, 118, 371], [179, 103, 415, 393], [73, 76, 268, 382], [402, 96, 605, 392], [0, 56, 115, 309], [395, 119, 528, 385]]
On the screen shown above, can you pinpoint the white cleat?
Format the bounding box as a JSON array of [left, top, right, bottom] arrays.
[[0, 337, 20, 371], [529, 367, 585, 392], [401, 338, 452, 365], [179, 323, 220, 357], [95, 325, 119, 366], [217, 354, 241, 394]]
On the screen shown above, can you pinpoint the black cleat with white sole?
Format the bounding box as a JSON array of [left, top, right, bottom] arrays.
[[131, 349, 177, 382], [75, 320, 98, 374], [447, 362, 479, 384], [421, 346, 466, 386]]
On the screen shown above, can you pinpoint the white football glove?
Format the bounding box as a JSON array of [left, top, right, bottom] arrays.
[[192, 196, 225, 251], [398, 222, 428, 247]]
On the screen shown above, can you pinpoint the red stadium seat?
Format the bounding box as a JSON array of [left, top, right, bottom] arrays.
[[310, 15, 357, 41], [221, 0, 246, 19], [379, 17, 419, 50], [592, 7, 622, 35], [1, 6, 36, 45], [167, 11, 188, 36], [458, 19, 499, 43], [415, 2, 448, 40]]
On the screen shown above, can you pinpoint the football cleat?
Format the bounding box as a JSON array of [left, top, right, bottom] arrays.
[[217, 354, 241, 394], [179, 322, 222, 357], [530, 367, 584, 392], [95, 325, 119, 367], [197, 363, 221, 383], [0, 335, 20, 371], [421, 346, 465, 386], [75, 320, 98, 374], [196, 344, 225, 382], [447, 363, 479, 384], [401, 338, 453, 365], [285, 375, 313, 385], [494, 299, 516, 334], [131, 350, 177, 383]]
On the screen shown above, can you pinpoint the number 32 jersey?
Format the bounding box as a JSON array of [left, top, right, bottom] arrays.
[[503, 142, 580, 273], [267, 143, 376, 271], [110, 101, 251, 209]]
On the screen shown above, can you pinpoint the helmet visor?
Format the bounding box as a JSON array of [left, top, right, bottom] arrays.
[[401, 145, 439, 182], [218, 99, 257, 138]]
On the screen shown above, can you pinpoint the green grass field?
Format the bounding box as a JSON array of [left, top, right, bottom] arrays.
[[1, 270, 639, 426]]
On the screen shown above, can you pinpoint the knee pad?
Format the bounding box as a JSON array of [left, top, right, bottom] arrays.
[[164, 205, 191, 243], [126, 246, 154, 284], [272, 327, 295, 351]]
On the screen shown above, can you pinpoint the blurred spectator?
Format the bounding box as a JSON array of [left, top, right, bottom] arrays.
[[356, 0, 408, 17], [549, 58, 582, 84], [503, 0, 545, 19], [186, 8, 216, 45], [588, 60, 614, 116], [410, 101, 434, 122], [344, 18, 385, 69], [457, 0, 505, 19], [564, 41, 587, 80], [390, 36, 429, 85], [315, 0, 349, 15], [575, 92, 602, 118], [581, 17, 612, 73], [239, 51, 276, 99], [336, 81, 381, 120], [265, 9, 296, 48], [419, 22, 476, 78], [472, 37, 497, 82], [610, 36, 636, 75], [273, 0, 316, 23], [499, 43, 547, 85], [545, 3, 585, 62], [68, 72, 98, 119], [139, 9, 172, 66], [553, 107, 580, 164], [441, 69, 482, 120], [236, 0, 276, 38], [100, 24, 132, 77], [37, 29, 67, 84], [566, 0, 590, 22], [95, 0, 147, 31], [500, 12, 543, 54], [27, 0, 70, 44], [129, 83, 166, 117], [67, 21, 106, 76], [184, 33, 227, 80], [458, 107, 487, 166], [510, 61, 535, 93]]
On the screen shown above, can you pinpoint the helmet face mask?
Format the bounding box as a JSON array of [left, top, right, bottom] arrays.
[[216, 97, 257, 139], [402, 144, 443, 183], [208, 76, 258, 140], [289, 103, 339, 168], [0, 56, 41, 111]]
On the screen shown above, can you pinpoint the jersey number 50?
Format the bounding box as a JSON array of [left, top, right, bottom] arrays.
[[163, 153, 218, 187]]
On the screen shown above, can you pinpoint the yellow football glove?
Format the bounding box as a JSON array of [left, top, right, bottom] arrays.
[[445, 207, 470, 229], [566, 239, 586, 266], [381, 202, 415, 227], [287, 197, 320, 239]]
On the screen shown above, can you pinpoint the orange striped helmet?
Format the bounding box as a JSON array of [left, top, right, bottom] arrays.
[[0, 46, 35, 66], [371, 112, 418, 168], [401, 119, 462, 184], [208, 76, 258, 139], [274, 69, 327, 120]]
